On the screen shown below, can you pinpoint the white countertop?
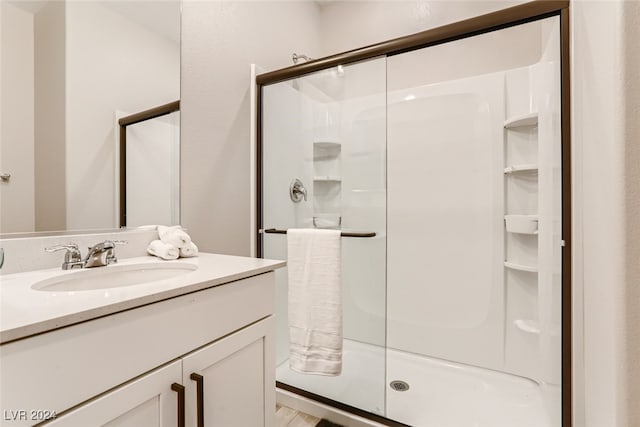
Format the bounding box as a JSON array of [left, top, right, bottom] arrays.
[[0, 253, 285, 344]]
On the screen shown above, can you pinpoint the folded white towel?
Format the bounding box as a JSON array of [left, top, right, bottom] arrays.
[[147, 240, 179, 260], [158, 225, 191, 249], [287, 228, 342, 376], [179, 241, 199, 258]]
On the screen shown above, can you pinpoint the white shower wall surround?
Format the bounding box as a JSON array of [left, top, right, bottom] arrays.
[[261, 16, 562, 427], [387, 71, 507, 374], [387, 61, 561, 389]]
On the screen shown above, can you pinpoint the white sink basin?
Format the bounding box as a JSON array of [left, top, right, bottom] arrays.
[[32, 262, 198, 292]]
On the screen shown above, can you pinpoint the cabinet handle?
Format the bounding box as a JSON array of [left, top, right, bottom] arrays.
[[171, 383, 185, 427], [190, 373, 204, 427]]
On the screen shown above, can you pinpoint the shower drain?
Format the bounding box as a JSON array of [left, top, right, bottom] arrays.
[[389, 380, 410, 392]]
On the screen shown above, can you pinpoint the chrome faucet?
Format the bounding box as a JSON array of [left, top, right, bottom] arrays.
[[84, 240, 117, 268], [45, 240, 127, 270]]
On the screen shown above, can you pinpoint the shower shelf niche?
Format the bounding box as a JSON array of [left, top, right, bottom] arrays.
[[503, 85, 543, 381], [312, 132, 342, 227], [504, 261, 538, 273], [314, 176, 341, 182], [505, 215, 539, 234], [503, 164, 538, 174], [313, 140, 341, 149], [313, 141, 341, 161], [514, 319, 541, 334], [503, 112, 538, 129]]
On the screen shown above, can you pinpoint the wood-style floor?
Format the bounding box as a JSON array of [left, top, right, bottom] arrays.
[[276, 404, 321, 427]]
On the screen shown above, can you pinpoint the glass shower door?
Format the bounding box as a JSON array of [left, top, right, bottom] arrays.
[[261, 57, 387, 415], [385, 16, 562, 427]]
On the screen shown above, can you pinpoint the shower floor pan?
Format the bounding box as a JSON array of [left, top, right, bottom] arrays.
[[277, 339, 558, 427]]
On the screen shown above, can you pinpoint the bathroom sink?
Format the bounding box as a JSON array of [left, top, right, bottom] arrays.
[[32, 262, 198, 292]]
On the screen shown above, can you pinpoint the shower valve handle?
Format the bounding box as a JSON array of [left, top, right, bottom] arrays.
[[290, 178, 307, 203]]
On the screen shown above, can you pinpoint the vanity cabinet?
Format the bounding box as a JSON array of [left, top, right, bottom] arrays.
[[46, 318, 273, 427], [1, 270, 277, 427], [45, 361, 182, 426], [183, 318, 272, 427]]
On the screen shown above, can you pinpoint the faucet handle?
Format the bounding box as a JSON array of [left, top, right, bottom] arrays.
[[104, 240, 127, 265], [45, 243, 83, 270], [45, 243, 79, 252]]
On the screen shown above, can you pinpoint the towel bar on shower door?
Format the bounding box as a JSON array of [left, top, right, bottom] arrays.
[[262, 228, 376, 238]]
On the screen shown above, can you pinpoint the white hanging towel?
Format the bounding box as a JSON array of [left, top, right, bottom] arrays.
[[287, 228, 342, 376]]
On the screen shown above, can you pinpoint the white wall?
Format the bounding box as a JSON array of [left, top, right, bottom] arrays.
[[0, 2, 35, 233], [65, 1, 179, 230], [571, 1, 640, 425], [180, 0, 321, 255]]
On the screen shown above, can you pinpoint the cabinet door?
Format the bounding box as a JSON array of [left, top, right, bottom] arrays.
[[183, 317, 275, 427], [46, 361, 182, 427]]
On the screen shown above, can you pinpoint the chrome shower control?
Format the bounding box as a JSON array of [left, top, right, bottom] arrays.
[[289, 178, 307, 203]]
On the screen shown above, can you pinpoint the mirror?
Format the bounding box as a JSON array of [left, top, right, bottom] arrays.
[[119, 101, 180, 228], [0, 0, 181, 235]]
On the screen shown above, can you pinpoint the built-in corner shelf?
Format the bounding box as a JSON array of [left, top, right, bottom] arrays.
[[504, 112, 538, 129], [503, 164, 538, 174], [505, 215, 538, 234], [504, 261, 538, 273], [313, 140, 341, 150], [514, 319, 540, 334], [314, 176, 341, 182]]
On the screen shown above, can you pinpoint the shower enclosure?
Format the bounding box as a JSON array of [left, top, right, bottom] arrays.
[[257, 4, 570, 426]]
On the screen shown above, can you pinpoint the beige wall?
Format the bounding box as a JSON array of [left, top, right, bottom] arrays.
[[571, 1, 640, 426], [180, 0, 321, 255], [622, 3, 640, 425], [34, 1, 66, 232], [316, 0, 527, 57], [0, 2, 35, 233]]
